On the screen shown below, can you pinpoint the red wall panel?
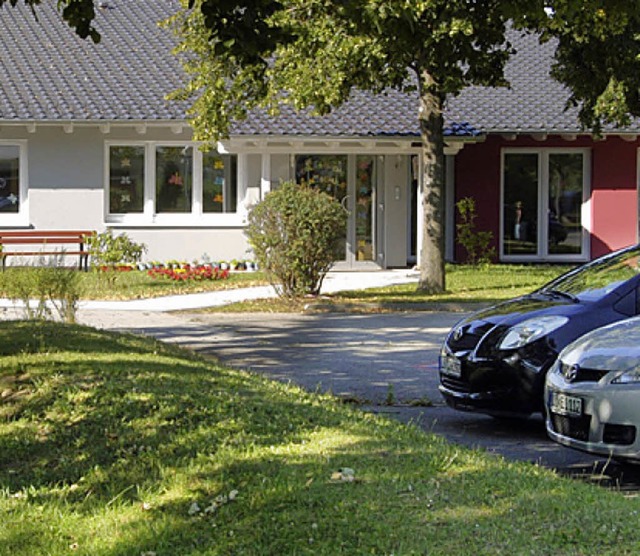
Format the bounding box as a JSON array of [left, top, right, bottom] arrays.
[[453, 135, 638, 262]]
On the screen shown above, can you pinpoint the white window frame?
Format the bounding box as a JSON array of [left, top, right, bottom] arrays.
[[104, 141, 245, 227], [0, 140, 29, 227], [500, 147, 591, 262]]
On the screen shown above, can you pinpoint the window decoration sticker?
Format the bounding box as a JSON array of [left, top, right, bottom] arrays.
[[120, 175, 131, 185], [169, 172, 183, 186], [0, 193, 18, 209], [120, 157, 131, 168]]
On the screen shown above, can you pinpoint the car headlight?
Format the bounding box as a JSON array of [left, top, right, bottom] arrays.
[[498, 316, 569, 350], [612, 369, 640, 384]]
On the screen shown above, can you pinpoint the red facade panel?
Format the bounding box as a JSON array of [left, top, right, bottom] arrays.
[[453, 135, 639, 262]]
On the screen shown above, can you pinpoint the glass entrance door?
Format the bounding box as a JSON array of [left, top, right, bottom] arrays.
[[295, 154, 377, 268]]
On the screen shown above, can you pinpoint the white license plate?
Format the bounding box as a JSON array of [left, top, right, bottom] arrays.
[[550, 391, 582, 417], [440, 354, 461, 378]]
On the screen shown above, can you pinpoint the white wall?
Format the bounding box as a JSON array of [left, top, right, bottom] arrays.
[[383, 155, 409, 267], [0, 125, 416, 265]]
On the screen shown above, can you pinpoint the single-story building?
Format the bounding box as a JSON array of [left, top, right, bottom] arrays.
[[0, 1, 638, 268]]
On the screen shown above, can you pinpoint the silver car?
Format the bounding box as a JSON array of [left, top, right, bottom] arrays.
[[545, 316, 640, 462]]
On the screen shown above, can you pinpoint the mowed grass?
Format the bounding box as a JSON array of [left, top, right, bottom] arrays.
[[211, 264, 574, 313], [0, 268, 268, 301], [2, 321, 640, 555]]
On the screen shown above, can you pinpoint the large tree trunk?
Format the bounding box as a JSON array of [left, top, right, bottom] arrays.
[[417, 69, 446, 293]]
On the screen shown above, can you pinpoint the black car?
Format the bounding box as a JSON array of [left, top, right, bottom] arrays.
[[439, 243, 640, 418]]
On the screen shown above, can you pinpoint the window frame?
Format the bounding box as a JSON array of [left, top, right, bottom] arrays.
[[0, 140, 29, 226], [104, 141, 243, 227], [500, 147, 591, 262]]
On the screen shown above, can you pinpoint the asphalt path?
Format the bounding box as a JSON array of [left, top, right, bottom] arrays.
[[77, 308, 640, 490]]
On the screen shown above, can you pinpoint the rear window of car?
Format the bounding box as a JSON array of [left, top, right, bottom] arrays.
[[542, 246, 640, 302]]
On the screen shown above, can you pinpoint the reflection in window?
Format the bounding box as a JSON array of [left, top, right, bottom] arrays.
[[295, 154, 348, 261], [503, 153, 538, 256], [548, 153, 582, 255], [109, 146, 144, 214], [0, 146, 20, 213], [355, 156, 374, 261], [156, 146, 193, 213], [295, 154, 348, 203], [502, 150, 586, 259], [203, 152, 237, 213]]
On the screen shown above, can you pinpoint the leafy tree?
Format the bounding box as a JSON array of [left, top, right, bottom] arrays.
[[165, 0, 640, 294]]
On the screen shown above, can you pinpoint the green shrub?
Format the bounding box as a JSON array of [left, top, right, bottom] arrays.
[[0, 256, 80, 323], [246, 181, 347, 298], [456, 197, 496, 266], [87, 230, 146, 283]]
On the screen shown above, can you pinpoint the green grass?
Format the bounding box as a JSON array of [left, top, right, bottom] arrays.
[[0, 268, 267, 301], [210, 264, 574, 313], [2, 320, 640, 555]]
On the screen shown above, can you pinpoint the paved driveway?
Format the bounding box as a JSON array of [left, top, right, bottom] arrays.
[[78, 308, 640, 488]]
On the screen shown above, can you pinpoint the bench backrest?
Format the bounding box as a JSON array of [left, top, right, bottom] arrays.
[[0, 231, 94, 245]]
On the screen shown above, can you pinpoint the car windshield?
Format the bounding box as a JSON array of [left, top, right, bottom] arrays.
[[541, 245, 640, 302]]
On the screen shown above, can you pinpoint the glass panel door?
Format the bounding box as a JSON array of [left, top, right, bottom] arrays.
[[548, 153, 583, 255], [355, 156, 375, 262], [295, 154, 349, 262], [295, 154, 377, 267], [503, 153, 539, 256]]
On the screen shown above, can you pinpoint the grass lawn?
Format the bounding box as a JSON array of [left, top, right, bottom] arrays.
[[0, 268, 268, 301], [2, 320, 640, 555], [210, 264, 574, 313]]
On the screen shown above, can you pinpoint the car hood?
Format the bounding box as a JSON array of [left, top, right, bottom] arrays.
[[462, 293, 579, 328], [560, 316, 640, 372]]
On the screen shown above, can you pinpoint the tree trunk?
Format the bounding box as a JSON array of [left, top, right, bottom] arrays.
[[417, 69, 446, 293]]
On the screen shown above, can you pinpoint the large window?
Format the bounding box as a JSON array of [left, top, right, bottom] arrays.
[[0, 142, 26, 224], [156, 146, 193, 213], [203, 150, 237, 213], [109, 146, 144, 214], [502, 149, 589, 260], [106, 143, 238, 222]]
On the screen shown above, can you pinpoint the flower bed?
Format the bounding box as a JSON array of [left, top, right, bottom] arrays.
[[147, 265, 230, 282]]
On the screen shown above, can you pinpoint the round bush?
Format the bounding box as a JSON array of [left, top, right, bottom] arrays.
[[246, 181, 347, 298]]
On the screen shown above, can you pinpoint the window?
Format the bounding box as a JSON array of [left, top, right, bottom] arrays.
[[156, 146, 193, 213], [109, 146, 144, 214], [106, 142, 239, 223], [502, 149, 589, 261], [0, 142, 27, 224], [203, 151, 237, 213]]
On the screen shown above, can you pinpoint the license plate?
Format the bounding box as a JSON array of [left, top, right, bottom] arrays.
[[550, 391, 582, 417], [440, 354, 461, 378]]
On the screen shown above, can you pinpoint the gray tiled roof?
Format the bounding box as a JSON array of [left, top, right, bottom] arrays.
[[0, 1, 636, 135], [0, 0, 187, 121]]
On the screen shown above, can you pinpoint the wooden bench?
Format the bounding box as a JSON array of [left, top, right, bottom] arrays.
[[0, 230, 95, 271]]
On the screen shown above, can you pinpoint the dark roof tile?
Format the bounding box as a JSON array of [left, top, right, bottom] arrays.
[[0, 2, 638, 135]]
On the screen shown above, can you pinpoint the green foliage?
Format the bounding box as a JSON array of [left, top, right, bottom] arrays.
[[87, 230, 146, 270], [455, 197, 496, 266], [246, 181, 347, 298], [0, 256, 80, 323]]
